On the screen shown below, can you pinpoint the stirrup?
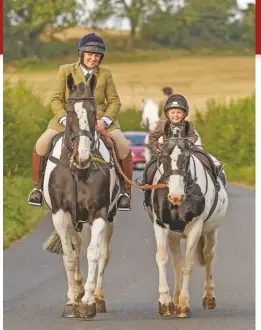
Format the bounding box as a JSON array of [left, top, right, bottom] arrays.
[[28, 188, 44, 207], [117, 193, 131, 211]]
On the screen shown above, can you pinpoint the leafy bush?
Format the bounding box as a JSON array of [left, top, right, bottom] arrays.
[[117, 108, 145, 132], [194, 95, 255, 185], [4, 80, 52, 175]]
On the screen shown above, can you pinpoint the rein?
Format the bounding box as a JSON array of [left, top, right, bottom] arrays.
[[96, 127, 167, 190]]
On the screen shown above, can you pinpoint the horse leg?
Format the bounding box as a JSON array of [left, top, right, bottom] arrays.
[[177, 221, 203, 318], [154, 221, 173, 317], [95, 222, 114, 313], [72, 233, 84, 302], [52, 210, 79, 318], [79, 217, 106, 319], [168, 233, 182, 315], [202, 230, 217, 309]]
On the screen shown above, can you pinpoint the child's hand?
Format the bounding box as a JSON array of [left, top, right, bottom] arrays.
[[156, 145, 163, 153]]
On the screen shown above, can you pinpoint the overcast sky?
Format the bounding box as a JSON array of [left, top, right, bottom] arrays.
[[90, 0, 255, 29]]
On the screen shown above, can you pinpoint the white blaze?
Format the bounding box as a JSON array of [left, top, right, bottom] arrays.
[[168, 147, 185, 196], [74, 102, 91, 160]]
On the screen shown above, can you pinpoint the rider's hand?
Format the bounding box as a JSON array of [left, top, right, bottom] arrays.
[[97, 119, 106, 131], [156, 145, 162, 153]]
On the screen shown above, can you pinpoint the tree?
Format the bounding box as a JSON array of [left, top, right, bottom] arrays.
[[88, 0, 159, 49], [4, 0, 82, 58], [240, 3, 255, 47], [141, 0, 243, 49]]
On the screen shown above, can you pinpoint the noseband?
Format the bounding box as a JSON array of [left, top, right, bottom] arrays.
[[66, 96, 97, 152], [161, 137, 205, 199]]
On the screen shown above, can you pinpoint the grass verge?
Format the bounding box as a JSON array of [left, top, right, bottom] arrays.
[[3, 176, 48, 249]]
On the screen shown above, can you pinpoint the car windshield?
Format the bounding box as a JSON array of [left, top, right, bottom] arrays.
[[125, 134, 145, 146]]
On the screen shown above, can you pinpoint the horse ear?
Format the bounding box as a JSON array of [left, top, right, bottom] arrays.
[[89, 75, 97, 95], [67, 74, 75, 92]]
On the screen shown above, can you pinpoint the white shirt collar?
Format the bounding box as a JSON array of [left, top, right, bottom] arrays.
[[80, 65, 93, 76]]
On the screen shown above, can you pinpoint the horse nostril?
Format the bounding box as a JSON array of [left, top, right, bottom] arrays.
[[168, 194, 185, 205]]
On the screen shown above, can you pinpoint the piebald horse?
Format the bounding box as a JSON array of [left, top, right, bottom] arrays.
[[146, 124, 228, 318], [43, 74, 121, 319], [140, 99, 203, 163]]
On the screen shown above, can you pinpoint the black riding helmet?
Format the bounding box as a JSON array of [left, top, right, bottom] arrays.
[[77, 33, 106, 67], [164, 94, 189, 118]]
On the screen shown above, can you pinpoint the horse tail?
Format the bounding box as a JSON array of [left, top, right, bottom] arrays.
[[195, 236, 206, 266]]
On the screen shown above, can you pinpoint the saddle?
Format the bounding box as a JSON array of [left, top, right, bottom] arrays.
[[191, 148, 218, 179]]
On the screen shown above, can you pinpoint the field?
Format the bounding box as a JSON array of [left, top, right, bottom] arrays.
[[4, 56, 254, 117]]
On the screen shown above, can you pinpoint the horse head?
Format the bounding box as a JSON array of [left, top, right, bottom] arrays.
[[65, 73, 97, 168], [161, 125, 191, 206]]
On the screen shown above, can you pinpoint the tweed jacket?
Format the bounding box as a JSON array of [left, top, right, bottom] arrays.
[[149, 120, 198, 150], [48, 61, 121, 132]]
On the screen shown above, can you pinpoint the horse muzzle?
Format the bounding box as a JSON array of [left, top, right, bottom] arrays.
[[168, 193, 185, 206], [70, 152, 91, 169]]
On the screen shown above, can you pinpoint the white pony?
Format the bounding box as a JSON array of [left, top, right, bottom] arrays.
[[140, 99, 203, 163]]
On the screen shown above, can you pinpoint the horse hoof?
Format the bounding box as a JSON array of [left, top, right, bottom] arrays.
[[173, 304, 179, 315], [158, 301, 174, 317], [202, 296, 216, 309], [96, 298, 107, 313], [78, 302, 97, 319], [176, 306, 191, 318], [61, 304, 80, 318]]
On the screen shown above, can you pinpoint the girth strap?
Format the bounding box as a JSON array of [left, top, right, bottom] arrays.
[[204, 188, 219, 223]]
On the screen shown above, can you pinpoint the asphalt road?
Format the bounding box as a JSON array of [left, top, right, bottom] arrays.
[[3, 172, 255, 330]]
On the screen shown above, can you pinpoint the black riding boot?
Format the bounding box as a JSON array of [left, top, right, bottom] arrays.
[[117, 151, 132, 211]]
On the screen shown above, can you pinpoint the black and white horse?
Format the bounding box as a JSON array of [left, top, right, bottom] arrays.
[[43, 74, 121, 319], [146, 126, 228, 318]]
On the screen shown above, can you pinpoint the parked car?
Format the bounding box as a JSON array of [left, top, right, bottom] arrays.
[[124, 131, 147, 170]]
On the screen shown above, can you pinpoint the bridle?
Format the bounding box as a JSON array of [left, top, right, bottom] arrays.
[[66, 96, 97, 152], [160, 137, 208, 200]]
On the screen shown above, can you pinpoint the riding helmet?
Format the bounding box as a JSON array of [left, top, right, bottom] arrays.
[[164, 94, 189, 118], [77, 33, 106, 63]]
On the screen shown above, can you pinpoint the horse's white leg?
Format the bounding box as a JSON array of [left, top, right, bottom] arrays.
[[168, 233, 182, 314], [154, 221, 173, 317], [79, 217, 106, 319], [202, 230, 217, 309], [95, 222, 114, 313], [72, 233, 84, 301], [177, 221, 203, 318], [52, 210, 80, 317]]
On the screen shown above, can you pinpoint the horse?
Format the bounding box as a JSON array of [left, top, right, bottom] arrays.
[[140, 99, 161, 163], [145, 124, 228, 318], [43, 73, 121, 319], [140, 99, 203, 163]]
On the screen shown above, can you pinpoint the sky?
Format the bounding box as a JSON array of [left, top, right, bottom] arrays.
[[89, 0, 255, 30]]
